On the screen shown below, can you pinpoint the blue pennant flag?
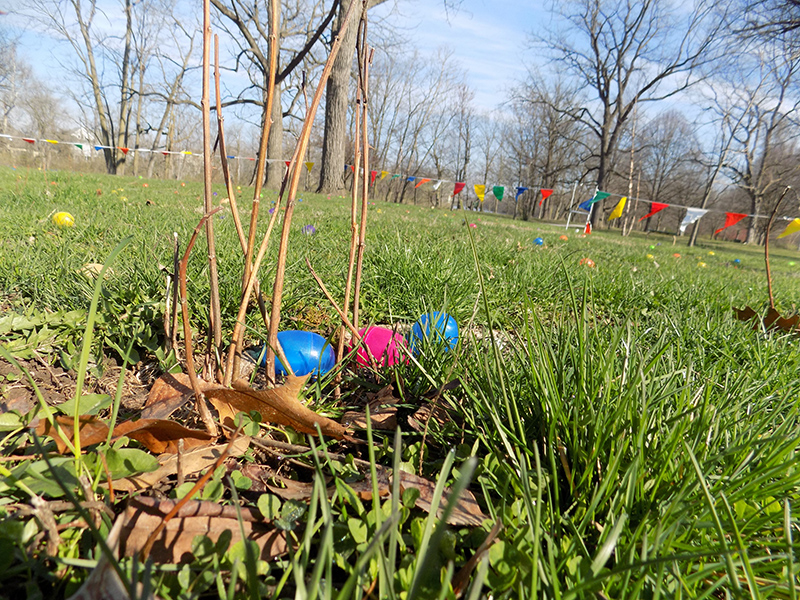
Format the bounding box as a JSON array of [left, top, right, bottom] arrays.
[[515, 186, 529, 202], [94, 145, 102, 151], [227, 155, 235, 159], [578, 198, 594, 211], [407, 176, 415, 182]]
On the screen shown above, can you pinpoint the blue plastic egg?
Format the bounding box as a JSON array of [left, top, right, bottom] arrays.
[[733, 258, 741, 264], [409, 311, 458, 353], [256, 331, 335, 377], [534, 237, 544, 246]]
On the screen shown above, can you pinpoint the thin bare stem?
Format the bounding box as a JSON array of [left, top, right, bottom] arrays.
[[179, 209, 222, 437], [215, 35, 247, 253], [264, 0, 363, 379], [353, 33, 373, 330], [765, 186, 793, 310], [202, 0, 222, 382]]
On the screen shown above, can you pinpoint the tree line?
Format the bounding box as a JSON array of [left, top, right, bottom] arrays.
[[2, 0, 800, 245]]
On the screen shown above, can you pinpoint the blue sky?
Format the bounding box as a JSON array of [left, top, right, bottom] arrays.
[[372, 0, 550, 111], [2, 0, 549, 115]]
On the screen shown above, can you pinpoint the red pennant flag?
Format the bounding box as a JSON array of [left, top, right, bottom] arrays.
[[284, 160, 291, 167], [584, 222, 592, 235], [119, 147, 129, 154], [415, 178, 431, 189], [539, 189, 553, 206], [714, 212, 747, 236], [638, 202, 669, 222], [370, 170, 377, 185], [22, 138, 35, 144], [453, 182, 466, 196], [350, 165, 355, 172], [162, 151, 169, 156]]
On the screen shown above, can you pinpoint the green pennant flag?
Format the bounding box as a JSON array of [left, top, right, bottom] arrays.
[[74, 143, 83, 150], [391, 174, 401, 179], [493, 185, 505, 201], [587, 191, 611, 206]]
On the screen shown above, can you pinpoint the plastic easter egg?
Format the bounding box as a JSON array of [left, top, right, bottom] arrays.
[[409, 311, 458, 353], [53, 212, 75, 228], [533, 237, 544, 246], [269, 331, 335, 377], [733, 258, 741, 264], [673, 253, 681, 258], [301, 224, 316, 235], [708, 251, 715, 256], [646, 254, 654, 259], [559, 235, 568, 241], [579, 257, 595, 267], [789, 261, 796, 266], [352, 326, 406, 367], [649, 245, 655, 250]]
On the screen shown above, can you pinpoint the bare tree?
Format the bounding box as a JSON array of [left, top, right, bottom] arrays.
[[0, 30, 29, 135], [537, 0, 724, 228]]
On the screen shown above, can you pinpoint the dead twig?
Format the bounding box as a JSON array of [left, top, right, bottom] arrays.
[[765, 186, 792, 310], [178, 208, 222, 437]]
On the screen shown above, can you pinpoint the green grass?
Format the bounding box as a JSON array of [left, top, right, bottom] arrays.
[[0, 165, 799, 598]]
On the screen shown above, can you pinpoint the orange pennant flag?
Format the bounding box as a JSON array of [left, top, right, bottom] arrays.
[[415, 178, 431, 189]]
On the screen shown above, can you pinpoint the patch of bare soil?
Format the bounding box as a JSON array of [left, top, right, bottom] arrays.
[[0, 355, 159, 417]]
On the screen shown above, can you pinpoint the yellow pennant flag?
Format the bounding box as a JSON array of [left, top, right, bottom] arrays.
[[778, 218, 800, 238], [474, 184, 486, 202], [304, 161, 314, 172], [608, 196, 627, 220], [380, 170, 389, 180], [45, 139, 59, 144]]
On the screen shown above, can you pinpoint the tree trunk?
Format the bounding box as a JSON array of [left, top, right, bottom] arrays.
[[265, 84, 283, 188], [317, 2, 362, 193]]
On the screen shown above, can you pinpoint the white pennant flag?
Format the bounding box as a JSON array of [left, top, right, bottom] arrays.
[[679, 208, 708, 234], [432, 180, 443, 190]]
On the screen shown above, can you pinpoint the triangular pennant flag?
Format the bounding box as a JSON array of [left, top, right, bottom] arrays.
[[433, 180, 443, 190], [350, 164, 355, 172], [23, 138, 35, 144], [638, 202, 669, 221], [515, 187, 529, 202], [453, 182, 466, 196], [608, 196, 627, 220], [415, 178, 431, 189], [96, 146, 104, 151], [305, 161, 314, 172], [74, 143, 83, 150], [715, 212, 747, 236], [474, 184, 486, 202], [370, 170, 377, 185], [391, 174, 401, 179], [248, 157, 255, 161], [587, 190, 611, 206], [578, 198, 594, 211], [584, 222, 592, 235], [162, 151, 169, 156], [380, 170, 389, 180], [284, 160, 291, 167], [181, 150, 191, 155], [778, 218, 800, 239], [45, 139, 58, 144], [679, 208, 708, 234], [492, 185, 505, 201], [344, 164, 350, 171], [539, 189, 553, 206], [407, 176, 416, 182], [227, 155, 236, 159]]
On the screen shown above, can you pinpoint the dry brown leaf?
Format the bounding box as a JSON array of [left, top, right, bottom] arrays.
[[35, 415, 109, 453], [735, 306, 800, 334], [341, 407, 398, 430], [67, 515, 162, 600], [113, 437, 251, 492], [206, 375, 348, 440], [119, 497, 287, 564], [267, 478, 316, 501], [112, 419, 214, 454], [398, 471, 487, 527]]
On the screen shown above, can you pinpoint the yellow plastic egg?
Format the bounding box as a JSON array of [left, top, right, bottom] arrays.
[[53, 212, 75, 228]]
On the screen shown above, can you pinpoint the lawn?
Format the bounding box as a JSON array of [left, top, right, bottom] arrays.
[[1, 165, 799, 598]]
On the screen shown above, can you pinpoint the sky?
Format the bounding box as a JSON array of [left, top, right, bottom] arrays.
[[1, 0, 549, 115], [371, 0, 549, 111]]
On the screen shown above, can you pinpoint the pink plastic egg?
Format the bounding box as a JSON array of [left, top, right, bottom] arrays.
[[352, 326, 407, 367]]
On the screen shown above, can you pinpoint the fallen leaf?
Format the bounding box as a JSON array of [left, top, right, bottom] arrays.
[[120, 497, 287, 564], [735, 306, 800, 334], [112, 418, 214, 454], [35, 415, 109, 453], [67, 515, 162, 600], [267, 478, 316, 501], [399, 471, 487, 527], [141, 372, 196, 420], [113, 437, 251, 492], [206, 375, 348, 440]]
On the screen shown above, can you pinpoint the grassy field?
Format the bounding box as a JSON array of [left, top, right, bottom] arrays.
[[1, 165, 799, 598]]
